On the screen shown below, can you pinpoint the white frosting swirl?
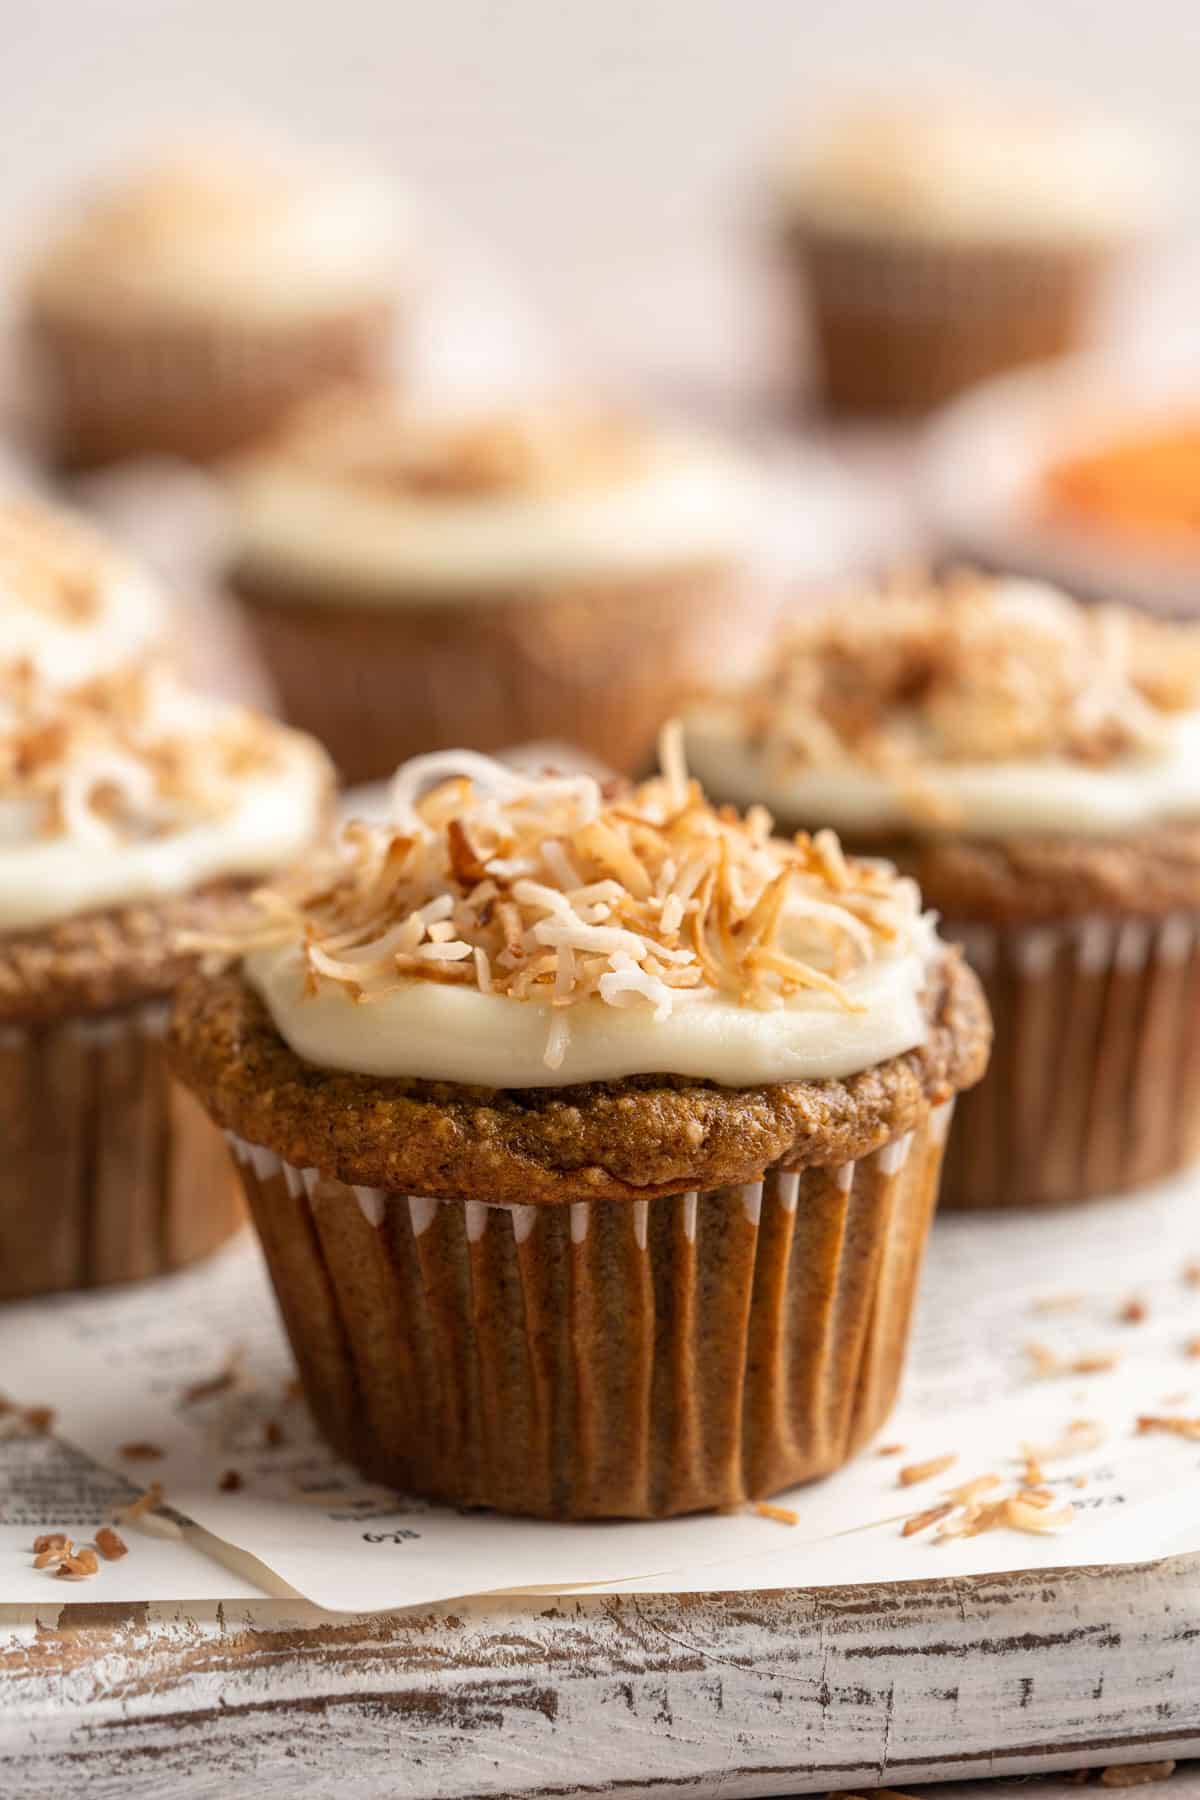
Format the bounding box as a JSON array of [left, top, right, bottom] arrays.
[[0, 498, 166, 687], [232, 417, 760, 600], [30, 143, 403, 324], [238, 743, 941, 1089], [776, 103, 1162, 245], [0, 672, 330, 932], [683, 705, 1200, 840], [246, 914, 938, 1088]]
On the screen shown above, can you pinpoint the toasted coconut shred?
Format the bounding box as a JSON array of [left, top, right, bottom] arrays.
[[0, 661, 303, 846], [234, 725, 925, 1071], [720, 570, 1200, 811]]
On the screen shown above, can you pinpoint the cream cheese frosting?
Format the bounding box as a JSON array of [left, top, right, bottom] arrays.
[[682, 575, 1200, 841], [775, 102, 1162, 245], [240, 735, 941, 1088], [29, 141, 403, 324], [0, 497, 167, 688], [0, 664, 331, 932], [231, 394, 760, 599]]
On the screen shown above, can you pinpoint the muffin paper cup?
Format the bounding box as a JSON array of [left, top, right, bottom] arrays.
[[227, 1101, 953, 1519], [781, 225, 1114, 416], [941, 913, 1200, 1210], [238, 567, 771, 783], [0, 1000, 242, 1301], [30, 300, 395, 467]]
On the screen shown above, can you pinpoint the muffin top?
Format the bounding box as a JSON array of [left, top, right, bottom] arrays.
[[28, 140, 402, 324], [0, 660, 331, 933], [0, 497, 167, 689], [238, 728, 945, 1089], [774, 101, 1161, 246], [229, 389, 760, 599], [684, 573, 1200, 842]]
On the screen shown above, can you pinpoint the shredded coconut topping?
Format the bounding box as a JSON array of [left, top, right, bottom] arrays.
[[723, 571, 1200, 795], [241, 387, 653, 503], [0, 499, 130, 630], [0, 661, 314, 846], [236, 725, 925, 1069]]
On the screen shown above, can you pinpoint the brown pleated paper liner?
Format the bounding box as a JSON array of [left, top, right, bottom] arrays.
[[29, 299, 395, 468], [235, 564, 768, 785], [941, 914, 1200, 1210], [0, 1002, 243, 1301], [781, 224, 1112, 415], [228, 1101, 952, 1519]]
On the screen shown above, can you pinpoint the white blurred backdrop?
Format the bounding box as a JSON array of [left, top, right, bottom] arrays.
[[4, 0, 1196, 340]]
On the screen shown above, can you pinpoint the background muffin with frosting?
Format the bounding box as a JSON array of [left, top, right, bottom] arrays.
[[226, 387, 768, 781], [25, 138, 406, 468], [0, 577, 333, 1298], [685, 572, 1200, 1208]]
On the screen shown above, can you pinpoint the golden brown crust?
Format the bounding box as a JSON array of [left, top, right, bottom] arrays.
[[874, 821, 1200, 925], [0, 882, 254, 1025], [168, 951, 990, 1202]]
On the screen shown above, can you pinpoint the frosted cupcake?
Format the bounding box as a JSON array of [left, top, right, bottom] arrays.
[[0, 660, 332, 1299], [0, 494, 168, 687], [226, 388, 766, 782], [772, 101, 1161, 414], [685, 574, 1200, 1208], [170, 733, 988, 1518], [26, 141, 403, 468]]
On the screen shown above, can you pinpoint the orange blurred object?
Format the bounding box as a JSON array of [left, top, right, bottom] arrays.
[[1042, 425, 1200, 544]]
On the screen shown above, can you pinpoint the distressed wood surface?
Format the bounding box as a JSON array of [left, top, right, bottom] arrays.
[[3, 1558, 1200, 1799]]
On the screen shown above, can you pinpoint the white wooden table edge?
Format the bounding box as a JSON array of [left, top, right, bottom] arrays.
[[3, 1554, 1200, 1798]]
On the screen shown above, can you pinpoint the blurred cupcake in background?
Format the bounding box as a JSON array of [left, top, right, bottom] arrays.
[[0, 493, 169, 685], [771, 100, 1164, 415], [226, 387, 768, 782], [685, 572, 1200, 1209], [25, 139, 407, 468], [0, 648, 333, 1300]]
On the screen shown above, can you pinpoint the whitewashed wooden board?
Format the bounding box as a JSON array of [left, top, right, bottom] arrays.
[[3, 1557, 1200, 1798]]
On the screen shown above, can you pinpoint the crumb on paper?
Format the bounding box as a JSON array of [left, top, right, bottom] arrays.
[[23, 1405, 56, 1434], [113, 1480, 164, 1522], [263, 1419, 286, 1448], [181, 1344, 246, 1406], [218, 1468, 243, 1492], [1184, 1261, 1200, 1287], [1026, 1342, 1117, 1379], [1185, 1339, 1200, 1359], [1118, 1298, 1148, 1325], [94, 1526, 128, 1562], [1136, 1414, 1200, 1441], [897, 1452, 957, 1487], [1032, 1294, 1085, 1314], [754, 1501, 798, 1527], [875, 1442, 905, 1456], [1022, 1419, 1106, 1469], [1099, 1764, 1176, 1788], [944, 1473, 1002, 1506], [118, 1441, 164, 1461], [901, 1503, 954, 1538], [55, 1548, 99, 1581], [32, 1534, 74, 1570]]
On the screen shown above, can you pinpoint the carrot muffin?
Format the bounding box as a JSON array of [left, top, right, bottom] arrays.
[[771, 101, 1162, 414], [0, 659, 333, 1300], [170, 733, 988, 1518], [26, 140, 404, 468], [1, 494, 168, 686], [226, 388, 767, 782], [684, 573, 1200, 1209]]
